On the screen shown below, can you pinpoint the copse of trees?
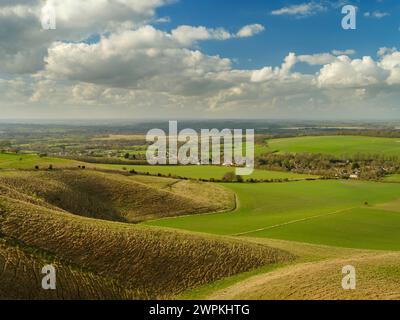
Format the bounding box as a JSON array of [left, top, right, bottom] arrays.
[[222, 172, 245, 183]]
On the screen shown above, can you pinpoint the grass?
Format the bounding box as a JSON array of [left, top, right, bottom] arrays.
[[0, 169, 291, 299], [181, 237, 400, 300], [208, 250, 400, 300], [266, 135, 400, 157], [95, 164, 318, 180], [145, 180, 400, 250], [0, 153, 80, 170], [0, 170, 235, 223], [0, 238, 138, 300], [384, 174, 400, 182], [178, 263, 284, 300], [249, 208, 400, 251]]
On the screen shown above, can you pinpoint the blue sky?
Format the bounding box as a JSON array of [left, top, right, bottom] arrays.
[[1, 0, 400, 119], [157, 0, 400, 69]]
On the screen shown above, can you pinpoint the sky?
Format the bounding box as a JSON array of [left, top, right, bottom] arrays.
[[0, 0, 400, 120]]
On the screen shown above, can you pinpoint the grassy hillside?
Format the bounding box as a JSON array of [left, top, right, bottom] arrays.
[[146, 180, 400, 250], [0, 153, 80, 170], [266, 136, 400, 157], [96, 164, 318, 180], [209, 237, 400, 301], [209, 250, 400, 300], [0, 170, 234, 223], [0, 238, 140, 300], [0, 170, 291, 299], [180, 238, 400, 300]]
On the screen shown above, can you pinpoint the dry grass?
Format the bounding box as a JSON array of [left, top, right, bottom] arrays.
[[206, 237, 400, 300], [0, 170, 234, 223], [0, 170, 292, 299], [0, 239, 138, 300], [209, 252, 400, 300]]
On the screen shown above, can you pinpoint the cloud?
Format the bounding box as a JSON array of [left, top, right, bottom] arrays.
[[236, 24, 265, 38], [14, 48, 400, 119], [154, 16, 171, 24], [297, 53, 336, 65], [317, 55, 389, 88], [364, 11, 390, 19], [380, 51, 400, 85], [271, 2, 327, 17], [171, 23, 264, 45], [42, 26, 236, 96], [332, 49, 356, 56], [171, 25, 232, 45], [1, 1, 400, 119], [0, 0, 173, 74]]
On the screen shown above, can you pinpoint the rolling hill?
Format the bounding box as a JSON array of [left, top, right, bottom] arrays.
[[0, 169, 292, 299], [208, 238, 400, 300], [0, 170, 235, 223]]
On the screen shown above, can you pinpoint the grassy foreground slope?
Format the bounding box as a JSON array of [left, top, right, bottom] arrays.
[[0, 170, 292, 299], [209, 238, 400, 300], [0, 238, 139, 300], [146, 180, 400, 250], [266, 136, 400, 157], [180, 237, 400, 300]]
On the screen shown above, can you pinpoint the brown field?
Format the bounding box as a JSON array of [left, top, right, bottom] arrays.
[[0, 170, 292, 299]]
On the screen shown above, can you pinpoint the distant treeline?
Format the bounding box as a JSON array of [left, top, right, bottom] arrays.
[[60, 155, 148, 165], [265, 129, 400, 140], [257, 152, 400, 180]]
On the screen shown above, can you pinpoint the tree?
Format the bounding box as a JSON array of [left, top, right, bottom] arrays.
[[0, 140, 11, 149], [222, 172, 236, 182]]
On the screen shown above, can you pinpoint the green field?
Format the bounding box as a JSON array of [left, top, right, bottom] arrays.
[[0, 153, 79, 169], [145, 180, 400, 250], [384, 174, 400, 182], [96, 164, 317, 180], [266, 135, 400, 157]]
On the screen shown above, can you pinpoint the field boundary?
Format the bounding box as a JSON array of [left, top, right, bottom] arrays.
[[231, 207, 358, 237]]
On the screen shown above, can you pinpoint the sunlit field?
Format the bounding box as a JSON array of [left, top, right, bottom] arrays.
[[267, 136, 400, 157], [146, 180, 400, 251]]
